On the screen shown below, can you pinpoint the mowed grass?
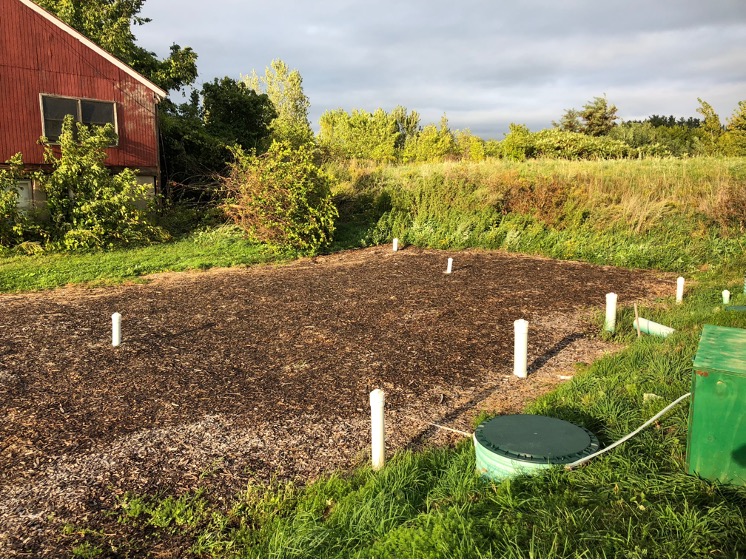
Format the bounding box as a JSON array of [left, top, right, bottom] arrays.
[[69, 272, 746, 558], [0, 227, 282, 293]]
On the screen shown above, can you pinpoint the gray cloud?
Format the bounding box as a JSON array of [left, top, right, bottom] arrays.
[[136, 0, 746, 138]]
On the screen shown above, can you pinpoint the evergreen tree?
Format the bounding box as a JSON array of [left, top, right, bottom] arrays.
[[555, 95, 618, 136], [580, 95, 618, 136]]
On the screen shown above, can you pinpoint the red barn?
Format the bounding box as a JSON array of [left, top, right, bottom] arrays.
[[0, 0, 167, 209]]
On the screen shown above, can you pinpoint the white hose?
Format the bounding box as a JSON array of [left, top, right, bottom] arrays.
[[564, 392, 691, 470], [429, 422, 473, 438], [404, 392, 692, 469]]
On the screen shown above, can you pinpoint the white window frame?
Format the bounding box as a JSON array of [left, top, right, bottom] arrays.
[[16, 179, 33, 211]]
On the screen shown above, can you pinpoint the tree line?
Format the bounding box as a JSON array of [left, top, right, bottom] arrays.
[[31, 1, 746, 181]]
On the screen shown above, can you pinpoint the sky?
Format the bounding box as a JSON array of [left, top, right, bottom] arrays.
[[135, 0, 746, 139]]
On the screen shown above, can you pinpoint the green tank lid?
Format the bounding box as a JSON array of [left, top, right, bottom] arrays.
[[475, 414, 599, 464], [693, 324, 746, 376]]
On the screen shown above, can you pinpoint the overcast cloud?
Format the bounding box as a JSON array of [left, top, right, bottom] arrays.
[[135, 0, 746, 138]]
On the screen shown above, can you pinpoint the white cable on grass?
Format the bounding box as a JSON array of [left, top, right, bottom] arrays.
[[400, 391, 692, 469], [401, 413, 473, 438], [429, 422, 473, 438], [564, 392, 691, 470]]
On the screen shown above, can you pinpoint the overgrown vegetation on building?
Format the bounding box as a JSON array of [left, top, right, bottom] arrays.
[[1, 118, 166, 252]]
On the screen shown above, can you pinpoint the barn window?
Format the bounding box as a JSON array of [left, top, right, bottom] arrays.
[[16, 180, 33, 210], [40, 95, 117, 144]]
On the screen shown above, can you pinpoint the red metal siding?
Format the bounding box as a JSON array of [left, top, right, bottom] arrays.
[[0, 0, 160, 172]]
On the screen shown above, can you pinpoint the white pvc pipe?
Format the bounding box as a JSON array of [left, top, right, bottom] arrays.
[[513, 319, 529, 378], [112, 312, 121, 347], [370, 389, 385, 471], [676, 276, 685, 303], [392, 238, 398, 252], [605, 292, 618, 333], [633, 317, 675, 338], [723, 290, 731, 304], [743, 276, 746, 295], [445, 257, 453, 274]]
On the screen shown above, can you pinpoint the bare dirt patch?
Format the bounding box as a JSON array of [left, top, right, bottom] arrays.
[[0, 246, 675, 556]]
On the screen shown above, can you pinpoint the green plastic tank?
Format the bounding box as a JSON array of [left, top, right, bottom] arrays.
[[687, 324, 746, 485], [474, 414, 599, 480]]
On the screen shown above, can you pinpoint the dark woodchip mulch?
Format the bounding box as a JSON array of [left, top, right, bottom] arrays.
[[0, 246, 675, 557]]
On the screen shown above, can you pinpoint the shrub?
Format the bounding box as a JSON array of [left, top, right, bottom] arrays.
[[531, 128, 635, 159], [38, 117, 167, 250], [221, 141, 338, 255], [497, 124, 537, 161], [0, 153, 33, 248], [498, 126, 637, 161]]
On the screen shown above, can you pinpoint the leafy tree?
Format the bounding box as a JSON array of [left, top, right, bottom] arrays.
[[37, 116, 165, 250], [244, 59, 313, 148], [317, 108, 348, 162], [201, 77, 276, 151], [402, 115, 456, 162], [555, 95, 618, 136], [318, 106, 424, 163], [158, 95, 229, 191], [696, 98, 723, 155], [725, 100, 746, 132], [720, 100, 746, 156], [221, 141, 337, 255], [453, 129, 485, 162], [34, 0, 198, 92], [390, 106, 421, 149], [129, 43, 198, 93], [318, 108, 399, 163], [159, 79, 275, 192], [497, 123, 535, 161]]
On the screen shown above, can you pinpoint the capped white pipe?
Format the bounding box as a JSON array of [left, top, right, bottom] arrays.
[[723, 290, 731, 304], [633, 317, 675, 338], [445, 257, 453, 274], [743, 276, 746, 295], [370, 389, 385, 471], [112, 312, 121, 347], [676, 277, 685, 303], [392, 238, 399, 252], [513, 319, 529, 378], [605, 292, 618, 333]]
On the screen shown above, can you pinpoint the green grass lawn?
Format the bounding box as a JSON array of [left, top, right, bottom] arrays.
[[0, 227, 284, 293]]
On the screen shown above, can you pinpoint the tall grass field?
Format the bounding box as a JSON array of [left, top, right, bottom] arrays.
[[332, 157, 746, 272], [2, 157, 745, 292]]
